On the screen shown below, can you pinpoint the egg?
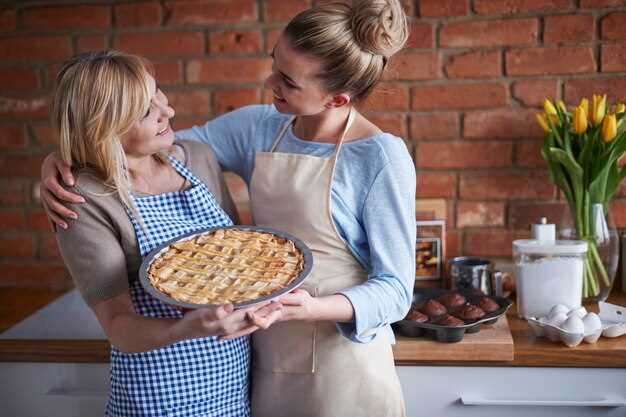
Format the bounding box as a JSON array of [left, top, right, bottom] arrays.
[[548, 312, 568, 328], [548, 304, 570, 320], [567, 306, 587, 319], [561, 315, 585, 334], [582, 312, 602, 335]]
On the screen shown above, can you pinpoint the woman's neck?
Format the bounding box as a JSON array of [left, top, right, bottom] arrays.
[[293, 106, 352, 144], [126, 153, 161, 183]]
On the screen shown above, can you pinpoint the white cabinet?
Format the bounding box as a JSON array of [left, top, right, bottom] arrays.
[[0, 363, 109, 417], [398, 366, 626, 417]]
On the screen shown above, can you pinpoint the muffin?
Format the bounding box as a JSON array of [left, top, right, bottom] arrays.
[[437, 292, 466, 309], [419, 299, 447, 317], [456, 304, 486, 321], [434, 314, 464, 327], [478, 296, 500, 313], [405, 308, 428, 323]]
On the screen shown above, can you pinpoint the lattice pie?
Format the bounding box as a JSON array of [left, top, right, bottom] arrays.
[[148, 229, 305, 305]]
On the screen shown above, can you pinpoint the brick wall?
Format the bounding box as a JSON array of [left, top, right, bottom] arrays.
[[1, 0, 626, 288]]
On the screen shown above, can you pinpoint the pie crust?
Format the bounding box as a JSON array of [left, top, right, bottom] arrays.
[[148, 229, 305, 305]]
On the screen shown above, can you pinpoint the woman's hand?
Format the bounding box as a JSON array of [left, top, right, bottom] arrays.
[[219, 301, 283, 341], [276, 289, 320, 322], [40, 151, 83, 230]]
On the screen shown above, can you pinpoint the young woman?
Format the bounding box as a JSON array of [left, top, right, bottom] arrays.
[[41, 1, 416, 416], [49, 51, 281, 417]]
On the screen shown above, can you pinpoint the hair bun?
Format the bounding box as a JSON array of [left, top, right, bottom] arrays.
[[350, 0, 408, 58]]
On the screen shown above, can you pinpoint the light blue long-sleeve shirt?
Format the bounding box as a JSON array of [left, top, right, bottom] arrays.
[[177, 105, 416, 343]]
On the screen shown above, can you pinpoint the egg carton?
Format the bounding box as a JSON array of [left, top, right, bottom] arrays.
[[526, 302, 626, 348]]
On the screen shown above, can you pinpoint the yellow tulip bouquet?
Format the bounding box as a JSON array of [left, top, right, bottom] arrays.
[[536, 95, 626, 299]]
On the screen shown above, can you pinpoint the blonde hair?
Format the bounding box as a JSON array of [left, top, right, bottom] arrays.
[[284, 0, 408, 102], [51, 50, 153, 215]]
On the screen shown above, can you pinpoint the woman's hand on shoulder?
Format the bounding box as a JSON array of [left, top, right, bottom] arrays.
[[40, 151, 84, 230]]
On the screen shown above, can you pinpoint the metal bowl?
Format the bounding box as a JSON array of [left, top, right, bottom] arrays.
[[139, 225, 314, 310]]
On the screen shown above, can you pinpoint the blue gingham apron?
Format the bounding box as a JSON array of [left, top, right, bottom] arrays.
[[106, 156, 250, 417]]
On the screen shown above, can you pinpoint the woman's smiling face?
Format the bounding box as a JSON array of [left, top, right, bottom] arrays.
[[264, 34, 335, 116], [122, 74, 176, 157]]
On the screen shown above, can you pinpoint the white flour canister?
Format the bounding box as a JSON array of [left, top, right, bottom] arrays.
[[513, 218, 588, 318]]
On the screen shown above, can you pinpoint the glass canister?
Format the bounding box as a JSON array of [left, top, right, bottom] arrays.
[[513, 238, 588, 319]]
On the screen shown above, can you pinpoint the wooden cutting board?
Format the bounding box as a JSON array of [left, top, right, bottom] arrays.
[[392, 316, 514, 362]]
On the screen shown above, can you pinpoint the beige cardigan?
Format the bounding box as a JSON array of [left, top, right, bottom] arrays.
[[55, 140, 238, 305]]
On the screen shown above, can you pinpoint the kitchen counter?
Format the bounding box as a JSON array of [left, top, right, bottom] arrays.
[[1, 287, 626, 367]]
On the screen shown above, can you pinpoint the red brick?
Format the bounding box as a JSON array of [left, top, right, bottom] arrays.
[[474, 0, 573, 14], [441, 19, 538, 48], [516, 141, 546, 168], [114, 32, 204, 58], [0, 209, 26, 231], [213, 88, 260, 114], [0, 155, 45, 178], [1, 263, 69, 289], [416, 142, 512, 169], [601, 12, 626, 40], [411, 113, 459, 141], [611, 200, 626, 228], [506, 47, 595, 76], [457, 202, 505, 228], [0, 68, 37, 91], [412, 83, 507, 111], [265, 0, 311, 22], [384, 51, 440, 81], [0, 125, 26, 150], [0, 179, 30, 205], [509, 201, 566, 229], [0, 36, 72, 61], [22, 5, 110, 30], [76, 35, 108, 53], [446, 229, 462, 259], [602, 44, 626, 72], [209, 30, 261, 54], [28, 209, 51, 232], [406, 22, 434, 49], [0, 235, 36, 258], [416, 173, 457, 198], [464, 230, 518, 257], [464, 109, 544, 140], [512, 79, 558, 107], [366, 113, 408, 139], [581, 0, 626, 7], [165, 90, 210, 116], [165, 0, 257, 25], [187, 58, 272, 84], [419, 0, 468, 17], [0, 8, 16, 31], [265, 28, 283, 53], [0, 96, 48, 119], [460, 172, 555, 200], [32, 124, 56, 146], [39, 235, 61, 260], [115, 2, 162, 27], [171, 116, 209, 130], [564, 78, 626, 104], [153, 61, 183, 85], [544, 15, 595, 44], [362, 84, 409, 112], [445, 51, 501, 79]]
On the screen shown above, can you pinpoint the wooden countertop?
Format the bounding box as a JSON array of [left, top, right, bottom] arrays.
[[1, 287, 626, 367]]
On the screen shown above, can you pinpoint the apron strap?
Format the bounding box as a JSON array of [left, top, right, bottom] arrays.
[[168, 155, 201, 186], [270, 115, 296, 152], [332, 107, 356, 158]]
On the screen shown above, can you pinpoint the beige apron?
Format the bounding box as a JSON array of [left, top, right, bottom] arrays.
[[249, 108, 405, 417]]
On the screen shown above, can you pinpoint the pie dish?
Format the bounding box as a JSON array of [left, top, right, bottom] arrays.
[[140, 226, 312, 308]]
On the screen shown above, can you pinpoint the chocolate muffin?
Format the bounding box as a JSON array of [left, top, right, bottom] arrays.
[[478, 296, 500, 313], [405, 308, 428, 323], [456, 304, 486, 320], [420, 299, 447, 316], [434, 314, 464, 327], [437, 292, 466, 308]]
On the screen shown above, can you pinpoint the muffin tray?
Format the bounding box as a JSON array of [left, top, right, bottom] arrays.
[[392, 288, 513, 343]]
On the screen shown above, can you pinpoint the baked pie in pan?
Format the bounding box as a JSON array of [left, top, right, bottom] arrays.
[[144, 227, 308, 306]]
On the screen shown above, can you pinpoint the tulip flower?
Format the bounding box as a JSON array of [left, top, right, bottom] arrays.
[[557, 100, 568, 113], [579, 98, 590, 117], [602, 113, 617, 143], [573, 106, 588, 134], [592, 94, 607, 126], [536, 113, 550, 133], [615, 103, 625, 114], [544, 99, 558, 116]]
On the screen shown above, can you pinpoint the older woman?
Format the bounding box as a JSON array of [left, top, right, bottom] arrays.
[[51, 50, 281, 417]]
